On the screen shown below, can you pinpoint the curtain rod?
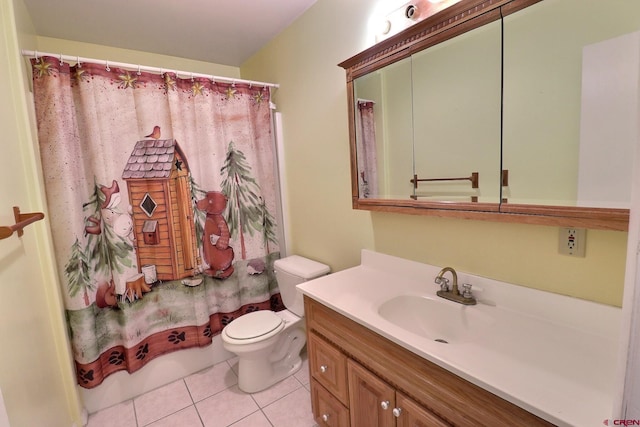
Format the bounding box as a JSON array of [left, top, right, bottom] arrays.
[[21, 49, 279, 89]]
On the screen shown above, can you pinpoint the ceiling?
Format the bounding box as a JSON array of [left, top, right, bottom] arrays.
[[22, 0, 318, 67]]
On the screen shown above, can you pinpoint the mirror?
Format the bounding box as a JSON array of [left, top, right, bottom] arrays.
[[353, 21, 503, 204], [411, 20, 502, 204], [503, 0, 640, 208], [341, 0, 632, 230], [353, 57, 413, 200]]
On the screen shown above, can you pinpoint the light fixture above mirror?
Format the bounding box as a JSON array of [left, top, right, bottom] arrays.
[[376, 0, 462, 42]]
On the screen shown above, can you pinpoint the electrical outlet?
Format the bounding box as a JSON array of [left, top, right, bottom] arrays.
[[559, 227, 586, 257]]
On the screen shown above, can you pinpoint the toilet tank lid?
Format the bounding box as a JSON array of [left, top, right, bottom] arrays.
[[274, 255, 330, 279]]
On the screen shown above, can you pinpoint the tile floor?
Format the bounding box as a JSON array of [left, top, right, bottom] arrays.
[[86, 354, 318, 427]]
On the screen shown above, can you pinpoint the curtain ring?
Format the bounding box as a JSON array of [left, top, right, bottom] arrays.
[[59, 54, 64, 66], [105, 60, 110, 72], [191, 73, 194, 82], [137, 65, 141, 76], [34, 50, 39, 61], [77, 56, 81, 68]]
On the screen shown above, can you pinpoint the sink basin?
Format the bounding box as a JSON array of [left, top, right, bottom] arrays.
[[378, 294, 489, 343]]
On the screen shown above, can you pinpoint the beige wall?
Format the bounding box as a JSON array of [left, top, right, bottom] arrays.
[[241, 0, 377, 271], [0, 0, 81, 425], [241, 0, 628, 307], [35, 37, 241, 79]]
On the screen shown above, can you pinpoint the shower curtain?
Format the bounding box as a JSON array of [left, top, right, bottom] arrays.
[[30, 56, 283, 388], [356, 100, 378, 198]]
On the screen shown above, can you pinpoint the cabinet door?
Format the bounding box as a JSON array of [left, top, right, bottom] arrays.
[[348, 359, 395, 427], [395, 392, 450, 427]]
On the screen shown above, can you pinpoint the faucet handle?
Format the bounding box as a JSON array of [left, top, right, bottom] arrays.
[[462, 283, 473, 299], [435, 276, 449, 291]]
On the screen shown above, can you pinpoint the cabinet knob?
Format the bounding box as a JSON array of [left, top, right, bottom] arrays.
[[322, 413, 329, 422], [392, 407, 402, 418], [380, 400, 390, 410], [320, 365, 328, 373]]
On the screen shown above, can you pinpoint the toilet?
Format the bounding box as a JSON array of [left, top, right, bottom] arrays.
[[221, 255, 330, 393]]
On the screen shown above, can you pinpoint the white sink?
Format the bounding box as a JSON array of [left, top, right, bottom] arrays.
[[377, 294, 492, 343]]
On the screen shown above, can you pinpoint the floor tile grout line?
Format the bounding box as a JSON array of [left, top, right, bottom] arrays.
[[222, 408, 273, 427], [183, 359, 241, 407], [188, 379, 238, 406], [192, 402, 205, 427], [132, 398, 139, 427], [250, 379, 305, 410], [138, 404, 196, 427], [183, 378, 197, 405], [135, 380, 196, 427], [181, 378, 207, 427], [259, 407, 277, 427]]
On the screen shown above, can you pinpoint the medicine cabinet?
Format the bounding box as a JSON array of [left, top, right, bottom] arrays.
[[340, 0, 638, 231]]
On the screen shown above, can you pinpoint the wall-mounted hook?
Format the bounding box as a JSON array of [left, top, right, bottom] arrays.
[[0, 207, 45, 240]]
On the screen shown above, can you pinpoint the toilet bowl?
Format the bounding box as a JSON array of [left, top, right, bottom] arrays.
[[221, 255, 329, 393]]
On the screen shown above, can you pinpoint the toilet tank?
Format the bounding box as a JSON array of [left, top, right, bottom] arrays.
[[274, 255, 330, 317]]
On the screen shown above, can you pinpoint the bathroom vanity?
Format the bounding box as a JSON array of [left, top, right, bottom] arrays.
[[298, 250, 621, 426], [305, 298, 551, 426]]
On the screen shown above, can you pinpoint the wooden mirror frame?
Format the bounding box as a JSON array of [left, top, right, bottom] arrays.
[[339, 0, 629, 231]]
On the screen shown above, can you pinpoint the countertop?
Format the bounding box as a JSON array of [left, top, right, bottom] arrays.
[[297, 250, 622, 427]]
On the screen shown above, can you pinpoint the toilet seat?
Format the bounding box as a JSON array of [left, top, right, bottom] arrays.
[[225, 310, 284, 341]]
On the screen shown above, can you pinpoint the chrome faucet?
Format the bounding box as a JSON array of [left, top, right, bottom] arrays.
[[434, 267, 476, 305]]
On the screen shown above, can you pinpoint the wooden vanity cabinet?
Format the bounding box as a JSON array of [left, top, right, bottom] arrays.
[[304, 296, 555, 427]]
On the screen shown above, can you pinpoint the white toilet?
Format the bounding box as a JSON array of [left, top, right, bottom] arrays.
[[221, 255, 330, 393]]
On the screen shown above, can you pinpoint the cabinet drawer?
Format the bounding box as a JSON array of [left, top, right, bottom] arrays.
[[308, 332, 349, 405], [311, 379, 350, 427]]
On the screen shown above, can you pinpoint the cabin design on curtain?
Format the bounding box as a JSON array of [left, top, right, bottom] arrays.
[[122, 138, 200, 281]]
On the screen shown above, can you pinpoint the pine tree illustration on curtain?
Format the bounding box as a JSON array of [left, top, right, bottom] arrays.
[[65, 180, 134, 306], [189, 174, 207, 246], [221, 141, 278, 259]]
